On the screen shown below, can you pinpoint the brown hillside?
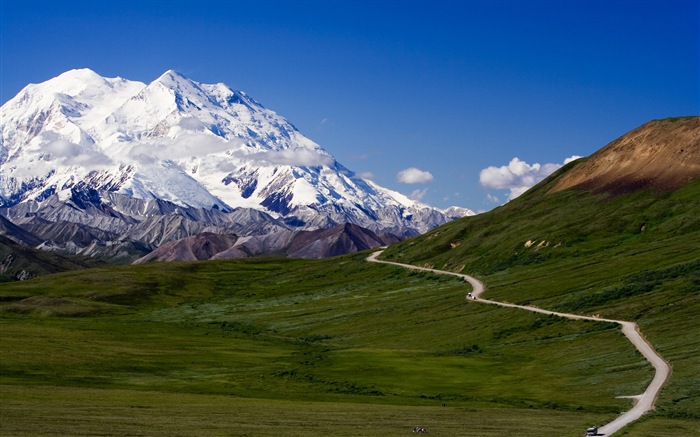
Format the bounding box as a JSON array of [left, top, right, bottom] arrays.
[[133, 233, 239, 264], [550, 117, 700, 195]]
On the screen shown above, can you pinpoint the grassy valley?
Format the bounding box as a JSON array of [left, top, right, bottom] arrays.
[[0, 251, 669, 436], [2, 118, 699, 436], [382, 162, 700, 435]]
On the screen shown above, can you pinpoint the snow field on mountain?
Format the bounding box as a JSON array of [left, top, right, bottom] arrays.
[[1, 68, 473, 235]]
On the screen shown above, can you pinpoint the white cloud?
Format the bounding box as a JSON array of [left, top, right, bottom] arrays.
[[214, 160, 237, 173], [125, 133, 240, 162], [480, 155, 581, 200], [409, 188, 428, 201], [397, 167, 434, 184], [44, 138, 113, 168], [177, 116, 207, 131], [564, 155, 583, 165], [357, 171, 375, 180], [246, 147, 335, 167], [486, 193, 500, 203], [114, 133, 334, 171]]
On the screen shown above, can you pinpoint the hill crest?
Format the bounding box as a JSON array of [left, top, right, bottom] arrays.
[[550, 117, 700, 195]]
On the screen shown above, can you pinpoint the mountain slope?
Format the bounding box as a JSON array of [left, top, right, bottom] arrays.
[[379, 116, 700, 425], [131, 232, 239, 263], [1, 69, 472, 240], [133, 223, 400, 263], [382, 117, 700, 273], [551, 117, 700, 195], [0, 235, 103, 281], [0, 216, 42, 247]]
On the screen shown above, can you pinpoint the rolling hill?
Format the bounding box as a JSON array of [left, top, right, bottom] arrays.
[[551, 117, 700, 195], [380, 116, 700, 434], [1, 117, 698, 436]]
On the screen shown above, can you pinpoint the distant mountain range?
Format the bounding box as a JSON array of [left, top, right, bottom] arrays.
[[0, 69, 472, 265]]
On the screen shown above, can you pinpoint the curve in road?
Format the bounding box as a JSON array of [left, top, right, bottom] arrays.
[[367, 250, 671, 436]]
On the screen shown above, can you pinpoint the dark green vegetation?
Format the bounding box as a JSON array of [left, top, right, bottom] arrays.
[[0, 251, 665, 436], [383, 166, 700, 434], [2, 120, 699, 435]]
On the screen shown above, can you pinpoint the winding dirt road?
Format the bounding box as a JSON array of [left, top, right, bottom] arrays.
[[367, 250, 671, 436]]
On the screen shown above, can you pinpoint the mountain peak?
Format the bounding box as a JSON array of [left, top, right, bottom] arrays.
[[156, 69, 188, 82], [31, 68, 112, 99], [57, 68, 103, 80], [1, 69, 471, 238], [153, 70, 198, 90]]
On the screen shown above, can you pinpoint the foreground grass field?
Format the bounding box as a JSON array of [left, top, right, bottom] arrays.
[[382, 175, 700, 434], [1, 385, 612, 437], [0, 252, 672, 436], [3, 168, 699, 435]]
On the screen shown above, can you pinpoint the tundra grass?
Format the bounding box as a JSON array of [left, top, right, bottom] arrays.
[[1, 253, 648, 435], [381, 176, 700, 434], [614, 416, 700, 437], [0, 385, 606, 437]]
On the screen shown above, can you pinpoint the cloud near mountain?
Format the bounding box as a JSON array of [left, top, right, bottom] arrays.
[[44, 138, 114, 167], [480, 156, 582, 200], [245, 147, 335, 167], [397, 167, 434, 184], [123, 133, 240, 163]]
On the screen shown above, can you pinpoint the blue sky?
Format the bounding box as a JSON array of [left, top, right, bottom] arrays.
[[2, 0, 698, 211]]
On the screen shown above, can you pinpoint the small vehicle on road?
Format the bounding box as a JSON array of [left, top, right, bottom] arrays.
[[586, 426, 598, 436]]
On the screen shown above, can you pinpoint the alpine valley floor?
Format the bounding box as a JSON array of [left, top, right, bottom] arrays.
[[1, 251, 698, 436]]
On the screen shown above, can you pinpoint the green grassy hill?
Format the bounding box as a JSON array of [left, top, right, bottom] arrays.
[[1, 118, 698, 436], [0, 254, 663, 436], [380, 154, 700, 434], [1, 227, 698, 435]]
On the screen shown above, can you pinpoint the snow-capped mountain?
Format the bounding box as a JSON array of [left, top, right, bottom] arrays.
[[1, 69, 473, 258]]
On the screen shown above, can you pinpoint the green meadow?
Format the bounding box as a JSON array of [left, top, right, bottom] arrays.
[[2, 165, 699, 436], [382, 172, 700, 435], [0, 252, 672, 436]]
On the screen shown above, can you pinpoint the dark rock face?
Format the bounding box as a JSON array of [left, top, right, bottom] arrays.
[[0, 216, 42, 247], [0, 191, 289, 261]]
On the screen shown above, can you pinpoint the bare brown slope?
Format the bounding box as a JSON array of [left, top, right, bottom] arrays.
[[551, 116, 700, 195], [286, 223, 395, 258], [132, 224, 402, 263], [133, 233, 238, 264]]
